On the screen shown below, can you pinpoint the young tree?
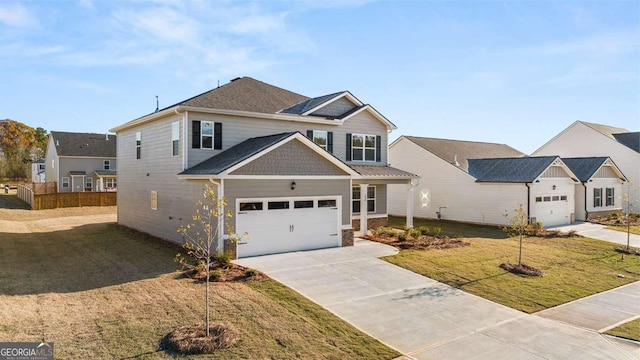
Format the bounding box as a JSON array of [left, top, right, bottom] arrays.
[[503, 204, 529, 265], [176, 184, 245, 337]]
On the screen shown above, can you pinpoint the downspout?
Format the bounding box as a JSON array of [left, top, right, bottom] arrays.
[[583, 182, 588, 221], [525, 183, 531, 224], [208, 178, 225, 254]]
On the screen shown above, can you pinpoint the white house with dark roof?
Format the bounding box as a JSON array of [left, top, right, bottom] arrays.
[[389, 135, 580, 227], [533, 121, 639, 212], [562, 157, 627, 221], [44, 131, 117, 193], [110, 77, 417, 258]]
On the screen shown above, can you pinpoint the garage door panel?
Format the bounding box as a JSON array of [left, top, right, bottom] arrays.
[[534, 195, 570, 227]]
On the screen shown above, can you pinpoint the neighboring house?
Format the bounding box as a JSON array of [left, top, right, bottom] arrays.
[[44, 132, 117, 193], [389, 136, 580, 227], [110, 77, 416, 259], [29, 159, 46, 183], [562, 157, 627, 221], [533, 121, 640, 212]]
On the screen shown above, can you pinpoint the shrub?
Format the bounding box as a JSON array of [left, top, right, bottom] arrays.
[[210, 270, 222, 281], [433, 227, 442, 237], [416, 226, 430, 235], [407, 228, 422, 239], [244, 268, 258, 277], [397, 233, 407, 242], [212, 252, 232, 266]]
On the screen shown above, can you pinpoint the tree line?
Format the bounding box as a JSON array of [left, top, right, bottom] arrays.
[[0, 119, 48, 180]]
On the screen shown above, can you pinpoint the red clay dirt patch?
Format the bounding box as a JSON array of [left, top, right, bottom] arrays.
[[163, 323, 240, 354]]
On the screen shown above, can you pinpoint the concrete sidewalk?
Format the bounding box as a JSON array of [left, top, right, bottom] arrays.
[[237, 240, 639, 359], [552, 222, 640, 248]]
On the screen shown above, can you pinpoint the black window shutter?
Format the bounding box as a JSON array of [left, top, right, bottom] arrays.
[[346, 133, 352, 161], [376, 135, 382, 162], [327, 132, 333, 153], [214, 122, 222, 150], [192, 121, 201, 149], [306, 130, 313, 139]]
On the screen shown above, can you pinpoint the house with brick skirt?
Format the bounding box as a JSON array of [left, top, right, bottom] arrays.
[[388, 135, 581, 227], [533, 121, 639, 213], [110, 77, 417, 258], [44, 131, 117, 193]]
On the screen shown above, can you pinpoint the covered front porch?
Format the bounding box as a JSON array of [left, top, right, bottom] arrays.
[[350, 165, 419, 236]]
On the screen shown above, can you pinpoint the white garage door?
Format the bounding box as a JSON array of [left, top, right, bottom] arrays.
[[235, 196, 341, 258], [534, 195, 570, 227]]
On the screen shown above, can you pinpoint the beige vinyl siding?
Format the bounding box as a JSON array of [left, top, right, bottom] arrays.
[[117, 114, 202, 244], [187, 110, 388, 168], [310, 97, 357, 117], [57, 157, 116, 193], [224, 179, 351, 227], [388, 138, 527, 226], [533, 122, 640, 213]]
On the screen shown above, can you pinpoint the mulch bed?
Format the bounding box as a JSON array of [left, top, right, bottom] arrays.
[[364, 234, 470, 250], [163, 323, 240, 354], [179, 262, 269, 283], [499, 263, 544, 277]]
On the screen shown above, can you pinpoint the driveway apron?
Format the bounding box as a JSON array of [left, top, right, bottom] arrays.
[[551, 222, 640, 248], [236, 240, 639, 359]]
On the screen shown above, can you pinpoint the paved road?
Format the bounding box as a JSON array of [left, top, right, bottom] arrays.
[[237, 240, 639, 359], [552, 222, 640, 248]]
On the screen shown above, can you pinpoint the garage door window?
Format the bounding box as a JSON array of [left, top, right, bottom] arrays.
[[294, 200, 314, 209], [268, 201, 290, 210], [318, 199, 337, 208], [240, 202, 263, 211]]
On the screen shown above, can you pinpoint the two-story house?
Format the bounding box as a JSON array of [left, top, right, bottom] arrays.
[[110, 77, 417, 258], [45, 131, 117, 193]]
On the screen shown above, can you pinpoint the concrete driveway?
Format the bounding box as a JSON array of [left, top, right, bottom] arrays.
[[552, 222, 640, 248], [236, 240, 639, 359]]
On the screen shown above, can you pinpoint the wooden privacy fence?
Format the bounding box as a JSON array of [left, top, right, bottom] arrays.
[[31, 192, 117, 210]]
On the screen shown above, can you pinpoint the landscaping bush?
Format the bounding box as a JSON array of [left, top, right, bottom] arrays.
[[397, 233, 407, 242], [245, 268, 258, 277], [499, 263, 543, 277], [163, 323, 240, 355], [416, 226, 430, 235], [212, 252, 232, 266], [433, 227, 442, 237], [407, 228, 422, 239]]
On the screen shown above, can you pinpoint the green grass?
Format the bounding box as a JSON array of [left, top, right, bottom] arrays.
[[0, 209, 399, 359], [606, 225, 640, 235], [383, 235, 640, 313], [605, 318, 640, 342], [389, 215, 507, 239]]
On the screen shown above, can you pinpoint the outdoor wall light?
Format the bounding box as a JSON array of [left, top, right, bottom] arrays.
[[290, 181, 296, 190], [552, 185, 556, 190]]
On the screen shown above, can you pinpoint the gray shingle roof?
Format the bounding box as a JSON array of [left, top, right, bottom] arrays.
[[613, 132, 640, 153], [403, 136, 525, 172], [164, 77, 309, 114], [179, 132, 296, 175], [562, 157, 609, 182], [350, 165, 418, 178], [51, 131, 116, 157], [279, 92, 345, 115], [468, 156, 558, 182]]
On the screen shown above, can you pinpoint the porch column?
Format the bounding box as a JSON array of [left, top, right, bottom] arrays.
[[406, 183, 414, 229], [359, 183, 368, 234]]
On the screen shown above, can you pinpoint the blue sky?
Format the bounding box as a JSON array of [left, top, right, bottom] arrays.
[[1, 1, 638, 154]]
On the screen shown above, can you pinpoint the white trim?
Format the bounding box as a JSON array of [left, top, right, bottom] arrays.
[[339, 104, 397, 130], [351, 213, 388, 220], [301, 92, 363, 116], [58, 156, 117, 160], [341, 224, 353, 230], [533, 157, 580, 183], [183, 110, 189, 170]]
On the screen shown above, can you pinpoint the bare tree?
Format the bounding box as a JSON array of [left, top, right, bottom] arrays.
[[177, 184, 246, 336], [503, 204, 529, 265]]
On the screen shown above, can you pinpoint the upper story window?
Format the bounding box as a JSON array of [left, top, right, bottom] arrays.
[[605, 187, 615, 206], [62, 177, 69, 188], [104, 160, 111, 170], [38, 164, 45, 171], [593, 188, 602, 207], [171, 121, 180, 156], [192, 121, 222, 150], [346, 133, 381, 162], [135, 132, 141, 159], [306, 130, 333, 152]]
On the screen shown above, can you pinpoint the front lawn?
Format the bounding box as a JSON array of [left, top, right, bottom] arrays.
[[0, 210, 399, 359], [606, 225, 640, 235], [605, 318, 640, 342], [389, 215, 507, 239], [383, 235, 640, 313]]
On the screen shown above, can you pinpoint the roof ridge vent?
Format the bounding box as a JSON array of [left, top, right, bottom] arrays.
[[230, 77, 241, 82]]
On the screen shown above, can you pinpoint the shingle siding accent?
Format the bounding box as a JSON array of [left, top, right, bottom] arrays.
[[310, 97, 358, 118], [230, 140, 347, 176]]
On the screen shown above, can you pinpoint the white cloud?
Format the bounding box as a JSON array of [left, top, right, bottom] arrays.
[[0, 3, 37, 27]]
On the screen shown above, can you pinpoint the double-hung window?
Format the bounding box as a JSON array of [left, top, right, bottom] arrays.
[[605, 188, 615, 206], [104, 160, 111, 170], [352, 134, 376, 162], [85, 177, 93, 191], [306, 130, 333, 152], [593, 188, 602, 207], [135, 132, 141, 159], [105, 178, 116, 189], [62, 177, 69, 188], [352, 186, 376, 213], [171, 121, 180, 156], [192, 121, 222, 150]]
